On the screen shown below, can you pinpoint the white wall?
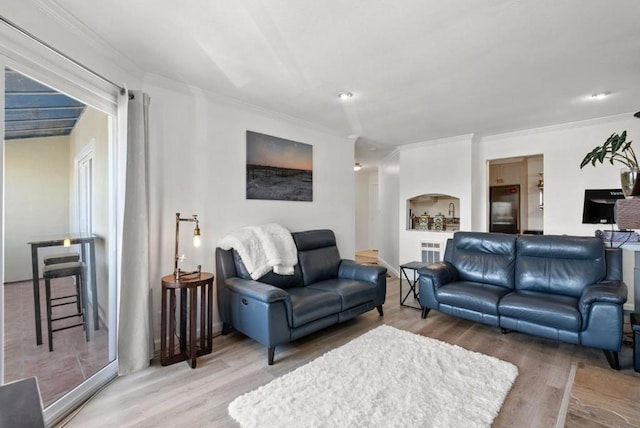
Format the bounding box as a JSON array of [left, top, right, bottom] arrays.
[[398, 135, 473, 265], [526, 155, 544, 231], [355, 169, 378, 251], [377, 115, 640, 309], [142, 77, 357, 334], [355, 169, 370, 251], [69, 106, 110, 322], [476, 115, 640, 236], [4, 136, 70, 282], [377, 151, 400, 274]]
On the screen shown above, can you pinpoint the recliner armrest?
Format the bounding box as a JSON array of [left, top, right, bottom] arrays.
[[338, 259, 387, 283], [579, 280, 628, 317], [225, 278, 290, 304], [417, 262, 458, 288]]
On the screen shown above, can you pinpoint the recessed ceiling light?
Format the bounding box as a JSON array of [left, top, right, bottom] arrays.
[[354, 162, 362, 171], [590, 92, 611, 100], [339, 92, 353, 100]]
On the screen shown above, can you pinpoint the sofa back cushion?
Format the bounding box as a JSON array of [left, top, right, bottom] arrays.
[[293, 229, 341, 286], [233, 250, 303, 289], [446, 232, 517, 289], [515, 235, 605, 297]]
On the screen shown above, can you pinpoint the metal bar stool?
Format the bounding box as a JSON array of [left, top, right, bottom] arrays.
[[43, 261, 89, 352], [44, 252, 81, 312], [43, 252, 80, 266]]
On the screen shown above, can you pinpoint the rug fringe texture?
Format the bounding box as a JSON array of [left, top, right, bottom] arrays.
[[228, 325, 518, 428]]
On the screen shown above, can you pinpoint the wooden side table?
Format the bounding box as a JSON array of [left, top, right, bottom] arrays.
[[160, 272, 214, 368]]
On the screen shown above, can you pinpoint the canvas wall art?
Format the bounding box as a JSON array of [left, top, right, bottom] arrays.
[[246, 131, 313, 201]]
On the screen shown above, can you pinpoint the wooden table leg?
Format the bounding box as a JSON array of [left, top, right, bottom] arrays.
[[180, 288, 187, 353], [160, 286, 168, 364], [189, 287, 197, 368], [206, 281, 213, 352], [169, 290, 176, 361]]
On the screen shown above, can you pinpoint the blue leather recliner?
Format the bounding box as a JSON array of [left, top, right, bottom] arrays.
[[216, 229, 387, 364], [418, 232, 628, 369]]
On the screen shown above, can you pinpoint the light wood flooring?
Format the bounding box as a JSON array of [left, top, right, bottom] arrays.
[[566, 363, 640, 427], [59, 270, 639, 427]]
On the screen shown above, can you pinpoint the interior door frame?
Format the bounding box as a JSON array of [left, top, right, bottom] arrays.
[[75, 139, 95, 234]]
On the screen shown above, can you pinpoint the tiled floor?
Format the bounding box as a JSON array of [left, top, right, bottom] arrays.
[[3, 278, 110, 407]]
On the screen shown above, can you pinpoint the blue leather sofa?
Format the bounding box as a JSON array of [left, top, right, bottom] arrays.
[[216, 229, 387, 364], [418, 232, 628, 369]]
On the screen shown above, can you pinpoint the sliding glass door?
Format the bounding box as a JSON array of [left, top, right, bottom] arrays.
[[1, 61, 120, 424]]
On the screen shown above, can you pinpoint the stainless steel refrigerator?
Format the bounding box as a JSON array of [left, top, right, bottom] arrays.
[[489, 185, 520, 234]]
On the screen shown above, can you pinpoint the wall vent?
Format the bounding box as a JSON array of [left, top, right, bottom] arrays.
[[421, 241, 442, 264]]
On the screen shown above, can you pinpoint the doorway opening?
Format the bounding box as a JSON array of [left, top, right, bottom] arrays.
[[2, 66, 117, 413], [488, 154, 544, 234]]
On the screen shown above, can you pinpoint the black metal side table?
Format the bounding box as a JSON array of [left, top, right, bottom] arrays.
[[400, 261, 428, 310]]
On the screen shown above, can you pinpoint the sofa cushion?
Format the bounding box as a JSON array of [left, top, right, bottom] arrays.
[[307, 278, 377, 310], [435, 281, 512, 315], [448, 232, 517, 289], [499, 291, 581, 331], [287, 287, 342, 328], [233, 250, 304, 289], [515, 235, 605, 297], [293, 230, 341, 285]]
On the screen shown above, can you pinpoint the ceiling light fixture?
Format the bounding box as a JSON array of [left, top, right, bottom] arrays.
[[339, 92, 353, 100], [354, 163, 362, 171], [590, 92, 611, 100]]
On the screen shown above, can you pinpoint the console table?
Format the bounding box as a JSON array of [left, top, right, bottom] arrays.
[[618, 242, 640, 311], [160, 272, 214, 368], [28, 233, 99, 346]]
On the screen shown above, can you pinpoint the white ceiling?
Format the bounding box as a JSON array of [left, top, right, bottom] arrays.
[[50, 0, 640, 166]]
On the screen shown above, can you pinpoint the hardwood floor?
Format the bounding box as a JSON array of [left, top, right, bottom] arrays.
[[59, 273, 638, 428], [566, 363, 640, 427]]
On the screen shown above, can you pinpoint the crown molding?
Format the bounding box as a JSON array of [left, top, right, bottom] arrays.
[[397, 133, 475, 152], [25, 0, 143, 80], [480, 113, 636, 142]]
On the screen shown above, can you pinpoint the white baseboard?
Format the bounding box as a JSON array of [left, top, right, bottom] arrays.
[[376, 256, 399, 278]]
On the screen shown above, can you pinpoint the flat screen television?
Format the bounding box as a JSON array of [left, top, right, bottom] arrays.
[[582, 189, 625, 224]]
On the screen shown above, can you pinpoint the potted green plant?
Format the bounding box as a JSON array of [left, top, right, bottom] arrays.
[[580, 131, 639, 197]]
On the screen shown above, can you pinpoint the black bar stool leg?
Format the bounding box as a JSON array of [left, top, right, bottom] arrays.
[[45, 278, 54, 352], [74, 276, 82, 313], [80, 271, 90, 342]]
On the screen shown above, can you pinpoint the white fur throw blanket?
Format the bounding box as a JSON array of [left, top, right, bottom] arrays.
[[218, 224, 298, 279]]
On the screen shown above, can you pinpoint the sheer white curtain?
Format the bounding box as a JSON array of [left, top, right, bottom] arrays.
[[117, 90, 152, 375]]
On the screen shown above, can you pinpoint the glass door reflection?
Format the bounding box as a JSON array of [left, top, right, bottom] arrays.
[[3, 67, 114, 407]]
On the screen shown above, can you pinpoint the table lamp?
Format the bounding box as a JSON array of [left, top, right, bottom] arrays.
[[174, 213, 202, 279]]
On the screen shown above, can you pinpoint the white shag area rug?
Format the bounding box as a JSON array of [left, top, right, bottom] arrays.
[[228, 325, 518, 428]]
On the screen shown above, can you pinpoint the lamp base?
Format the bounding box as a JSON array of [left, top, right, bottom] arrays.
[[175, 265, 202, 281]]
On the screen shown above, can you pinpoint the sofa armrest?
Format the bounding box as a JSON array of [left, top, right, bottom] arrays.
[[225, 278, 290, 304], [339, 260, 387, 307], [579, 280, 628, 317], [417, 262, 459, 311], [417, 262, 458, 289], [338, 259, 387, 283]]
